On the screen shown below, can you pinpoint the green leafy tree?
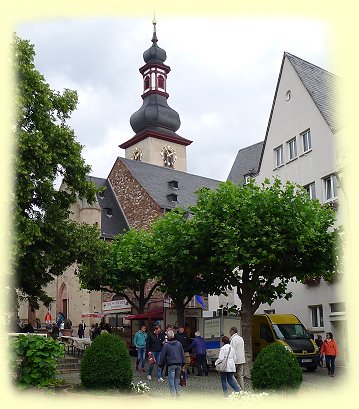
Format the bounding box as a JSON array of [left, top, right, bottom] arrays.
[[12, 34, 99, 310], [151, 209, 223, 327], [192, 179, 339, 368], [78, 228, 160, 314]]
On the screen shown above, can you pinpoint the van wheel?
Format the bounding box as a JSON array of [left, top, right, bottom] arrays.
[[306, 366, 317, 372]]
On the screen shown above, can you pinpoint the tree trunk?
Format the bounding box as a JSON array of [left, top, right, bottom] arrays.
[[137, 299, 146, 314], [240, 291, 256, 379], [174, 301, 186, 328]]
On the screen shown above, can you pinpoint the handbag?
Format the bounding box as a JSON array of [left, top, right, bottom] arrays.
[[148, 351, 156, 365], [180, 369, 187, 387], [215, 346, 231, 372]]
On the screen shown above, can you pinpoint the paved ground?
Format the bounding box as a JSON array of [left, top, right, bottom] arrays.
[[59, 355, 348, 399]]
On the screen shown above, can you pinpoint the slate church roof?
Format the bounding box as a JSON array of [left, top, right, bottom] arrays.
[[227, 141, 264, 184], [86, 176, 129, 238], [118, 157, 220, 211]]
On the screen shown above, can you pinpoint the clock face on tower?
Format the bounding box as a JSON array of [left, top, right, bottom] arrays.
[[161, 145, 177, 168], [131, 147, 143, 161]]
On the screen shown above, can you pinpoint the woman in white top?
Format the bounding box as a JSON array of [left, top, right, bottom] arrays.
[[215, 336, 241, 396]]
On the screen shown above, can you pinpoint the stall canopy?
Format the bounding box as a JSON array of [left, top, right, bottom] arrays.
[[81, 313, 107, 318], [124, 311, 163, 320]]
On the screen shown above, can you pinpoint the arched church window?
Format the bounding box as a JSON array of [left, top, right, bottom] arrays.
[[158, 75, 165, 89]]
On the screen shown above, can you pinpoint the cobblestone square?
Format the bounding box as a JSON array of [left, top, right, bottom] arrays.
[[58, 355, 347, 399]]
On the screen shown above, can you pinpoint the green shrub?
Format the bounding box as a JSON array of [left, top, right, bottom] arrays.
[[251, 343, 303, 391], [10, 334, 64, 388], [80, 332, 132, 390]]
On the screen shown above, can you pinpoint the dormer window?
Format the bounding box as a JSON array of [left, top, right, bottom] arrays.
[[168, 180, 179, 189], [167, 193, 178, 202], [98, 190, 105, 199]]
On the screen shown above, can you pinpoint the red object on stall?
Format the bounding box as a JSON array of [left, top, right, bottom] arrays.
[[80, 313, 106, 318]]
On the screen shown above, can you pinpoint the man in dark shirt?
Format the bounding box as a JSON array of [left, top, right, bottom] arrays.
[[175, 326, 191, 374], [146, 325, 165, 382]]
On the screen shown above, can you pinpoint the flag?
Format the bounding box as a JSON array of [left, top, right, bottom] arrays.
[[195, 295, 206, 308]]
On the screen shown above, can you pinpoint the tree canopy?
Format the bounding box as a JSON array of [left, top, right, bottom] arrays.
[[191, 178, 339, 366], [78, 228, 161, 314], [151, 209, 208, 326], [13, 34, 100, 309]]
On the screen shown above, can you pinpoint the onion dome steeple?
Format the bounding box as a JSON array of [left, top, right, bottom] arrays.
[[143, 18, 167, 64], [120, 20, 192, 150]]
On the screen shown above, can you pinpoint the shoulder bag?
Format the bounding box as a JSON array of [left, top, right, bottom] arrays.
[[215, 346, 231, 372]]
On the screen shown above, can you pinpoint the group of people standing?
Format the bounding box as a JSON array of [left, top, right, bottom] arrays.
[[133, 324, 246, 397], [89, 322, 112, 340]]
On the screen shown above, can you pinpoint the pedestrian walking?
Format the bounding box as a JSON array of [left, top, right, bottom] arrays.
[[78, 320, 86, 338], [320, 332, 339, 377], [229, 326, 246, 390], [315, 335, 324, 367], [159, 329, 185, 398], [188, 331, 208, 376], [146, 325, 165, 382], [175, 326, 192, 374], [215, 335, 240, 396], [134, 325, 147, 372], [162, 325, 173, 377]]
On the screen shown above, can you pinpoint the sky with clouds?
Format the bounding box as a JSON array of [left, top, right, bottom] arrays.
[[16, 16, 334, 182]]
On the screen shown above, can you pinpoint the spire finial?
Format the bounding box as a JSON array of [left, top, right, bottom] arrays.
[[152, 12, 158, 44]]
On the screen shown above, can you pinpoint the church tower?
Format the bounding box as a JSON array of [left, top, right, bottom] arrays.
[[120, 19, 192, 172]]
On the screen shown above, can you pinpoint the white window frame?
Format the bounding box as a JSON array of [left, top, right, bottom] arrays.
[[274, 145, 284, 168], [304, 182, 316, 200], [302, 129, 312, 153], [310, 305, 324, 328], [287, 138, 297, 161], [323, 174, 338, 202]]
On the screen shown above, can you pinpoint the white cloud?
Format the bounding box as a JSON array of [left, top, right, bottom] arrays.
[[17, 15, 332, 182]]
